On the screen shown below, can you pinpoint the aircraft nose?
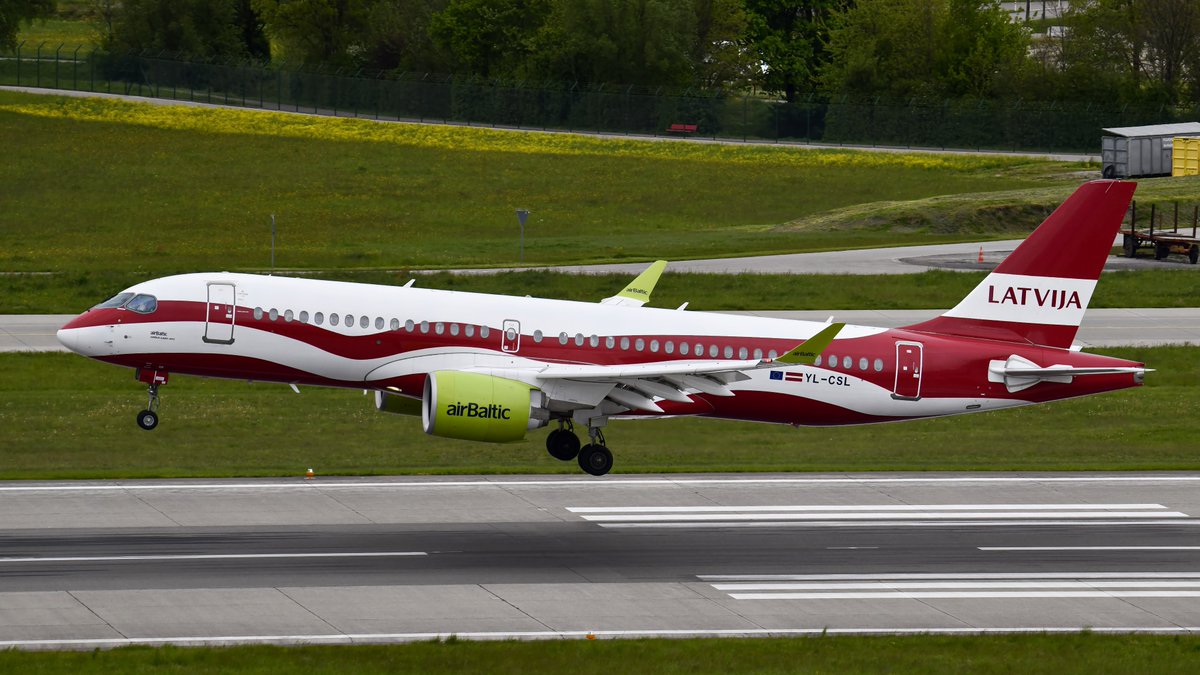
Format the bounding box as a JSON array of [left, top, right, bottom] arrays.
[[56, 327, 82, 353]]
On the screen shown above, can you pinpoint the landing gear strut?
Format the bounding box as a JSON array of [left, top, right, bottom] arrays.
[[577, 427, 614, 477], [546, 421, 581, 461], [136, 383, 160, 431]]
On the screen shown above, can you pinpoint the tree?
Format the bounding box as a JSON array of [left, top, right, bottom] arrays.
[[105, 0, 257, 60], [359, 0, 450, 72], [0, 0, 56, 52], [429, 0, 547, 78], [252, 0, 370, 66], [821, 0, 1030, 101], [743, 0, 847, 102]]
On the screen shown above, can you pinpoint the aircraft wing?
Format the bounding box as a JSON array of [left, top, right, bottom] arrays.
[[600, 260, 667, 307]]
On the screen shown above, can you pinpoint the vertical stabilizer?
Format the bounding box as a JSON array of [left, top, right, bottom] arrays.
[[905, 180, 1136, 348]]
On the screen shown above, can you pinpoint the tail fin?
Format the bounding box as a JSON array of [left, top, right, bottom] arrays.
[[905, 180, 1136, 348]]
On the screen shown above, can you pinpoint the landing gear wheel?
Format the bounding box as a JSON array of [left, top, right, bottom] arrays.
[[136, 409, 159, 431], [1123, 235, 1137, 258], [578, 444, 614, 476], [1190, 245, 1199, 265], [546, 429, 581, 461]]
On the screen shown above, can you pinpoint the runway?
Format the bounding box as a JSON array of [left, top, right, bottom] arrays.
[[2, 473, 1199, 647]]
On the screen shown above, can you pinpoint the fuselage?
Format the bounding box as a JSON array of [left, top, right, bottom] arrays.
[[57, 272, 1144, 427]]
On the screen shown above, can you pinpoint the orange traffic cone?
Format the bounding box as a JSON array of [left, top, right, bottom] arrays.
[[977, 247, 984, 263], [305, 468, 314, 480]]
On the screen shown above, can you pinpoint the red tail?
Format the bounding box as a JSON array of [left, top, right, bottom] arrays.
[[905, 180, 1136, 348]]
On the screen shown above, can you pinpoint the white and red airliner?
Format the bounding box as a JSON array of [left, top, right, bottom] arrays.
[[58, 180, 1147, 475]]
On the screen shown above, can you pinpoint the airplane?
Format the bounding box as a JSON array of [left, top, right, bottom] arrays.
[[57, 180, 1147, 476]]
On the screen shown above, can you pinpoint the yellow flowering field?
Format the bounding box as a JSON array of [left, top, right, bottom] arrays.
[[0, 94, 1027, 172]]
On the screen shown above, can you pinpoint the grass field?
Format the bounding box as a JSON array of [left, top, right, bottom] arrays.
[[0, 90, 1077, 278], [1, 634, 1199, 674], [0, 345, 1191, 479]]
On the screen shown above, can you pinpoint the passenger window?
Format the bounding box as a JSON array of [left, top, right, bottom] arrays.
[[480, 326, 490, 339], [269, 308, 279, 322], [361, 316, 371, 329], [345, 314, 354, 327], [575, 333, 585, 346], [450, 323, 460, 336], [315, 312, 324, 325], [709, 345, 719, 358], [559, 332, 569, 345], [826, 354, 836, 368], [93, 292, 134, 310], [589, 335, 599, 348], [605, 336, 615, 349], [680, 343, 690, 356], [754, 348, 763, 360], [284, 309, 294, 322], [125, 294, 158, 314], [635, 338, 645, 351], [739, 347, 748, 359], [874, 358, 884, 372], [300, 311, 309, 324], [620, 337, 631, 350], [533, 330, 543, 343], [649, 340, 659, 353], [405, 319, 415, 332], [859, 357, 869, 371], [330, 313, 339, 326], [435, 322, 445, 335], [390, 318, 400, 331], [375, 317, 384, 330], [665, 341, 674, 354], [253, 307, 264, 321], [465, 325, 475, 337], [814, 355, 822, 366], [842, 356, 853, 369], [768, 350, 778, 359], [420, 321, 429, 334], [723, 346, 733, 359]]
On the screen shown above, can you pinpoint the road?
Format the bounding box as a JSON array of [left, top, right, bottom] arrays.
[[7, 308, 1199, 353], [0, 473, 1198, 647]]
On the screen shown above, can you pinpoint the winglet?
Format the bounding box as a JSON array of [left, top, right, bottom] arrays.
[[601, 260, 668, 307], [776, 323, 845, 364]]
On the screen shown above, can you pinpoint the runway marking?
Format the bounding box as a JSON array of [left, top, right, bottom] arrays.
[[980, 546, 1200, 551], [2, 476, 1200, 492], [0, 552, 427, 563], [570, 503, 1194, 528], [705, 572, 1200, 601]]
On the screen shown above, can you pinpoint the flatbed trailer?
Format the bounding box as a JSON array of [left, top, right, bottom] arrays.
[[1122, 201, 1200, 264]]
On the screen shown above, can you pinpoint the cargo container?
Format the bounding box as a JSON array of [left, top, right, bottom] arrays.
[[1101, 123, 1200, 178]]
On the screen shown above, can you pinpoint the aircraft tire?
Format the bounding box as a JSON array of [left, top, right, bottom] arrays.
[[578, 444, 613, 476], [546, 429, 581, 461], [136, 410, 159, 431]]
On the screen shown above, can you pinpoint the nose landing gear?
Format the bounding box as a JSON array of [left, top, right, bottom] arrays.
[[135, 368, 168, 431]]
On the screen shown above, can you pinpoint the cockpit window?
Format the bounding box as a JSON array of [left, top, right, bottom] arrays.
[[125, 294, 158, 314], [93, 292, 134, 310]]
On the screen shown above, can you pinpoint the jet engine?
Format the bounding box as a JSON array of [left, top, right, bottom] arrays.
[[422, 371, 548, 442]]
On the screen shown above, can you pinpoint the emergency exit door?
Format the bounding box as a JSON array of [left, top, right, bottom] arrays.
[[203, 282, 236, 344], [501, 319, 521, 353], [892, 341, 923, 400]]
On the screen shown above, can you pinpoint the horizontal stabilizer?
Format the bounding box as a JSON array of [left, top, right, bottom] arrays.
[[988, 354, 1148, 393]]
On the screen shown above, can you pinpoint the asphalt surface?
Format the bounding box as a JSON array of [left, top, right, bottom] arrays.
[[1, 474, 1198, 647]]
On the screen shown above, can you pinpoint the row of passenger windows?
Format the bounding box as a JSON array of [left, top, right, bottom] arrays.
[[248, 306, 886, 371]]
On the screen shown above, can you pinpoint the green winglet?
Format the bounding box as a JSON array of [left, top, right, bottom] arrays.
[[614, 260, 668, 303], [777, 323, 845, 364]]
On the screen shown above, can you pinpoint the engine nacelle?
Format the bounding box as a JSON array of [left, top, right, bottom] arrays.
[[422, 371, 548, 443]]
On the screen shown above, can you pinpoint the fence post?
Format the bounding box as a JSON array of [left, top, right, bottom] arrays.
[[35, 41, 46, 87], [15, 41, 23, 85], [71, 45, 81, 89], [54, 44, 62, 88]]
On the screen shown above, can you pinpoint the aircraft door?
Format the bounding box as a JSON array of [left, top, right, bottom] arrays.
[[501, 319, 520, 353], [203, 282, 236, 345], [892, 341, 923, 400]]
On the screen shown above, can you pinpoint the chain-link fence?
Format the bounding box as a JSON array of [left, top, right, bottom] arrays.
[[3, 44, 1198, 153]]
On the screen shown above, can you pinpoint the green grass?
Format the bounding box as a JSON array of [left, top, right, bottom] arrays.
[[0, 90, 1080, 279], [0, 345, 1192, 479], [12, 17, 98, 52], [2, 635, 1199, 674], [7, 268, 1199, 315]]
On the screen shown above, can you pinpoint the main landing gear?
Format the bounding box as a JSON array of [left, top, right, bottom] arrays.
[[545, 421, 614, 476]]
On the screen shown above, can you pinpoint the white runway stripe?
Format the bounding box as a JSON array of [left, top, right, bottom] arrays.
[[574, 502, 1193, 528], [980, 546, 1200, 551], [705, 571, 1200, 602], [568, 504, 1168, 513], [581, 511, 1187, 522], [0, 552, 427, 563], [729, 591, 1200, 600]]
